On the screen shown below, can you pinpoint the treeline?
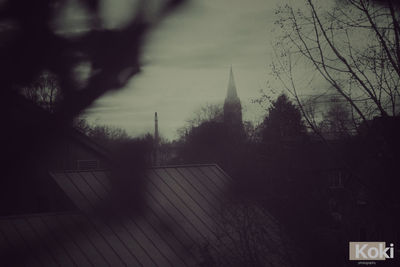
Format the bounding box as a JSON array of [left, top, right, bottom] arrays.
[[169, 91, 399, 266]]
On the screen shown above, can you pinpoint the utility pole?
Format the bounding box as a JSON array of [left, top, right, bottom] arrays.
[[153, 112, 159, 166]]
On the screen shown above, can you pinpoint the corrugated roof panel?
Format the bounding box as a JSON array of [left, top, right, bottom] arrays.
[[87, 218, 134, 266], [45, 165, 232, 266], [79, 172, 109, 200], [100, 219, 147, 266], [133, 217, 174, 265], [142, 205, 197, 266], [81, 171, 184, 266], [38, 215, 92, 267], [154, 169, 218, 237], [66, 172, 102, 209], [12, 218, 58, 266], [144, 191, 198, 246], [91, 171, 111, 189], [26, 216, 76, 267], [176, 167, 222, 205], [162, 168, 219, 222], [207, 165, 230, 180], [118, 218, 157, 266], [0, 219, 38, 265], [132, 217, 185, 266], [191, 166, 227, 193], [120, 218, 168, 266], [150, 169, 216, 237], [205, 166, 234, 192], [145, 180, 206, 250], [149, 168, 231, 261], [0, 213, 136, 266], [167, 168, 218, 210], [70, 214, 125, 266], [210, 165, 232, 182], [80, 172, 186, 266], [52, 172, 92, 211], [164, 168, 238, 251], [184, 167, 225, 205], [147, 171, 210, 240], [84, 174, 181, 266], [56, 214, 108, 267]]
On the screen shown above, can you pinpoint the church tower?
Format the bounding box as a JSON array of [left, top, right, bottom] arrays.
[[223, 66, 243, 128]]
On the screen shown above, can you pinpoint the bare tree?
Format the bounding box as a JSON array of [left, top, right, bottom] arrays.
[[187, 103, 224, 128], [273, 0, 400, 131], [20, 71, 61, 113], [177, 103, 223, 141], [318, 96, 355, 138], [1, 0, 186, 176], [271, 1, 400, 245], [195, 200, 299, 267], [73, 117, 130, 149]]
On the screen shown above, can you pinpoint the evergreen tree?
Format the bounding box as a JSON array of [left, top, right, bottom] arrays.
[[262, 94, 305, 143]]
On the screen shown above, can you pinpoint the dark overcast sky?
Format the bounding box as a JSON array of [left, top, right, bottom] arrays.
[[83, 0, 313, 140]]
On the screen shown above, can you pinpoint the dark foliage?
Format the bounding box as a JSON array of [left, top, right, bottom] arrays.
[[261, 94, 306, 143], [0, 0, 185, 214]]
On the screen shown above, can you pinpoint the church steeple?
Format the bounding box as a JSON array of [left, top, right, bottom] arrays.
[[226, 66, 239, 101], [223, 66, 243, 128]]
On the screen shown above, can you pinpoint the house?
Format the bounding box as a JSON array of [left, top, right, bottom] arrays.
[[1, 93, 292, 266], [1, 93, 111, 216], [0, 164, 240, 266]]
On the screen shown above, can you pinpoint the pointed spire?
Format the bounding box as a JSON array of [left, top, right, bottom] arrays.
[[223, 66, 243, 128], [226, 66, 238, 100]]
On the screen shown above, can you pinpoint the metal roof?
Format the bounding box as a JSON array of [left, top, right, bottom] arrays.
[[0, 164, 233, 266]]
